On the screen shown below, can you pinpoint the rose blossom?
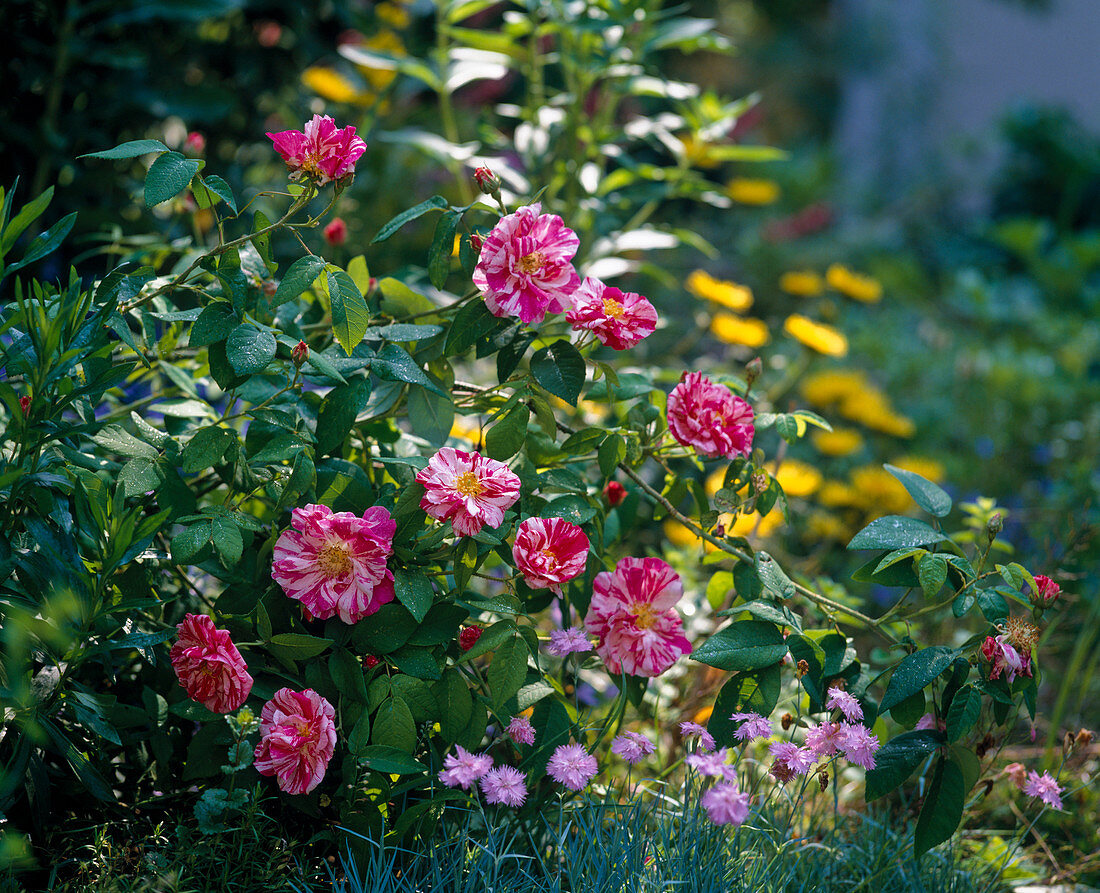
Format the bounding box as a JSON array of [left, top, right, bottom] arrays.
[[546, 627, 591, 657], [512, 517, 589, 593], [981, 634, 1033, 683], [480, 766, 528, 807], [472, 203, 580, 324], [170, 614, 253, 713], [565, 276, 657, 350], [266, 115, 367, 185], [1030, 574, 1061, 608], [506, 716, 536, 746], [254, 688, 337, 795], [701, 782, 751, 826], [611, 731, 654, 765], [438, 745, 493, 790], [666, 371, 754, 459], [546, 742, 598, 791], [271, 503, 396, 624], [459, 626, 483, 651], [584, 557, 692, 677], [416, 448, 521, 537]]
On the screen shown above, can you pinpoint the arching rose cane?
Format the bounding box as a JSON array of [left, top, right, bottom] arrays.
[[253, 688, 337, 795], [170, 613, 253, 713], [584, 556, 692, 677], [271, 504, 396, 624]]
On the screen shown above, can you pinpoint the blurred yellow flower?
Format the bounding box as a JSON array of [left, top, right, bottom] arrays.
[[376, 2, 411, 28], [812, 427, 863, 457], [664, 519, 703, 549], [800, 369, 869, 407], [817, 480, 861, 508], [693, 705, 714, 724], [892, 455, 945, 484], [826, 264, 882, 303], [301, 66, 370, 104], [351, 30, 406, 91], [779, 270, 824, 297], [705, 467, 727, 497], [710, 313, 769, 348], [686, 270, 753, 312], [838, 389, 915, 438], [679, 135, 720, 169], [807, 511, 851, 541], [729, 507, 783, 538], [783, 314, 848, 357], [850, 465, 912, 515], [726, 178, 781, 205], [770, 459, 823, 498], [449, 417, 481, 444]]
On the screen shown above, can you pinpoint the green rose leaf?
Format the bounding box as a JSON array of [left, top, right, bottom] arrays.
[[914, 757, 966, 858], [530, 340, 585, 406], [485, 404, 529, 460], [144, 151, 201, 207], [879, 646, 957, 713], [884, 463, 952, 518], [326, 268, 371, 355], [225, 324, 276, 376], [272, 255, 325, 307], [848, 516, 949, 551], [79, 139, 169, 160], [690, 620, 788, 672]]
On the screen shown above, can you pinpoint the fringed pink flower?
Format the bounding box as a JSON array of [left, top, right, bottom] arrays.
[[1024, 770, 1063, 810], [546, 627, 592, 657], [702, 782, 751, 826], [472, 203, 580, 324], [768, 741, 816, 783], [546, 742, 598, 791], [170, 614, 253, 713], [416, 448, 521, 537], [271, 504, 396, 624], [512, 517, 589, 593], [611, 731, 654, 765], [836, 723, 879, 769], [266, 115, 367, 185], [666, 371, 755, 459], [254, 688, 337, 795], [565, 276, 657, 350], [480, 766, 528, 806], [584, 557, 692, 677], [438, 745, 493, 790], [679, 721, 716, 752], [506, 716, 536, 746]]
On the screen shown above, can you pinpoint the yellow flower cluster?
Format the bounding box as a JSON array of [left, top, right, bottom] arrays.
[[826, 264, 882, 303], [817, 457, 945, 518], [801, 368, 914, 437], [303, 27, 409, 105], [783, 314, 848, 357], [687, 270, 753, 312], [726, 178, 781, 205], [779, 271, 824, 297]]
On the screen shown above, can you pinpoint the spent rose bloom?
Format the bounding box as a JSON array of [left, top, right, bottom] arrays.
[[271, 503, 396, 624], [701, 782, 751, 827], [481, 766, 528, 806], [611, 731, 655, 765], [416, 448, 521, 537], [512, 517, 589, 593], [666, 371, 755, 459], [546, 627, 592, 657], [506, 716, 536, 746], [1002, 762, 1029, 789], [730, 712, 774, 743], [438, 745, 493, 790], [472, 203, 580, 324], [253, 688, 337, 795], [565, 276, 658, 350], [981, 634, 1033, 683], [836, 723, 879, 769], [170, 614, 253, 713], [825, 686, 863, 722], [266, 114, 367, 185], [584, 557, 692, 677], [1024, 770, 1063, 810], [679, 721, 716, 752], [546, 743, 598, 791]]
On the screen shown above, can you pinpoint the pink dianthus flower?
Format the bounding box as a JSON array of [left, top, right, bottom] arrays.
[[825, 686, 863, 722], [666, 371, 754, 459], [730, 712, 773, 743], [481, 766, 528, 806], [1024, 770, 1063, 810], [512, 517, 589, 593], [679, 721, 716, 752], [611, 731, 655, 765], [253, 688, 337, 795], [416, 448, 521, 537], [266, 115, 366, 185], [472, 203, 580, 324], [584, 557, 692, 677], [686, 748, 735, 780], [701, 781, 751, 827], [805, 721, 843, 758], [271, 503, 396, 624], [506, 716, 536, 746], [546, 627, 592, 657], [836, 723, 879, 770], [565, 276, 657, 350], [438, 745, 493, 790], [768, 741, 816, 782], [169, 614, 253, 713], [547, 742, 598, 791]]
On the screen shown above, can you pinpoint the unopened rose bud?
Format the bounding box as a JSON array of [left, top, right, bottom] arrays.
[[604, 480, 626, 507], [745, 357, 763, 389], [19, 395, 31, 416], [459, 626, 482, 652], [364, 654, 380, 669], [473, 166, 500, 197], [469, 232, 484, 252], [324, 216, 348, 247], [713, 521, 725, 538], [1029, 574, 1061, 608], [291, 340, 309, 368], [987, 512, 1003, 541], [184, 131, 206, 155]]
